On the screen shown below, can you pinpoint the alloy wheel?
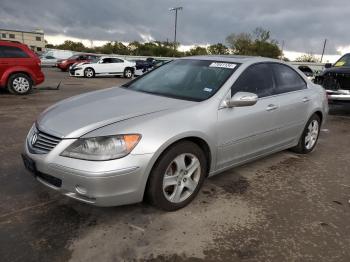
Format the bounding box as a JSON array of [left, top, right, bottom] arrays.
[[85, 69, 94, 77], [12, 77, 30, 93], [305, 120, 319, 150], [162, 153, 201, 203]]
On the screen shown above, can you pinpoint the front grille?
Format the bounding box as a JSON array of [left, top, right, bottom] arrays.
[[31, 130, 62, 154]]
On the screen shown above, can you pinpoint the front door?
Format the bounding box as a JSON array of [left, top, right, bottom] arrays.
[[216, 63, 280, 170]]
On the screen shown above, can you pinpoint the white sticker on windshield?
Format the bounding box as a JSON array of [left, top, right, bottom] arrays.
[[209, 62, 237, 69], [203, 88, 213, 92]]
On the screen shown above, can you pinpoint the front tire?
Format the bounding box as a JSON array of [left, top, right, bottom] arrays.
[[84, 68, 95, 78], [124, 68, 133, 79], [7, 73, 32, 95], [291, 114, 321, 154], [146, 141, 207, 211]]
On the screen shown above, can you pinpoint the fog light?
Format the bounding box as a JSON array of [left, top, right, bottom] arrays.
[[75, 185, 87, 195]]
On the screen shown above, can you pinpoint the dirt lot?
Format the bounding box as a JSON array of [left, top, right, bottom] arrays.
[[0, 68, 350, 262]]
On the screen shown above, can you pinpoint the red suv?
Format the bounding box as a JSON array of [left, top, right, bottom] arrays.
[[0, 41, 44, 95], [57, 54, 100, 72]]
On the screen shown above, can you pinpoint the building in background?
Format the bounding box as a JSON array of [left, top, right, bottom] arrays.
[[0, 28, 45, 52]]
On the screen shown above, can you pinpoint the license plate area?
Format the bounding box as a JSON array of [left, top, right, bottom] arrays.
[[21, 153, 37, 174]]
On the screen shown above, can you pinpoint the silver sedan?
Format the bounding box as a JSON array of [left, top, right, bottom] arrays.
[[22, 56, 328, 211]]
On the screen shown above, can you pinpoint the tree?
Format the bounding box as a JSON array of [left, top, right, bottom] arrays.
[[207, 43, 229, 55], [55, 40, 87, 52], [295, 54, 319, 63], [226, 28, 282, 58], [226, 33, 253, 55], [186, 46, 208, 56]]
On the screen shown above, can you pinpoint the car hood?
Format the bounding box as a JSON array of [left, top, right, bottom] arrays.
[[321, 66, 350, 75], [37, 87, 194, 138]]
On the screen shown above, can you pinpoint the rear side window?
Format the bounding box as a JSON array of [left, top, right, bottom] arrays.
[[0, 46, 29, 58], [272, 64, 306, 94], [232, 63, 275, 98]]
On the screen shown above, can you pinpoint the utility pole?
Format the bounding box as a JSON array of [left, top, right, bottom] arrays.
[[169, 6, 183, 55], [320, 39, 327, 63], [281, 40, 285, 60]]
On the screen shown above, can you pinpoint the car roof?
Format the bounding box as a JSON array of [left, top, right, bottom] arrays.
[[0, 40, 28, 48], [180, 55, 281, 64], [100, 56, 124, 59]]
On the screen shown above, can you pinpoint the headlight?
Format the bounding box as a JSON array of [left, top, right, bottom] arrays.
[[74, 67, 83, 70], [61, 134, 141, 161]]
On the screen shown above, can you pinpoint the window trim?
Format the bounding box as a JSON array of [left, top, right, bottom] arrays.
[[231, 61, 308, 99]]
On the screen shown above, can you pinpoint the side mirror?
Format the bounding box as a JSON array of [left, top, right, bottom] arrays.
[[226, 92, 258, 108], [324, 63, 332, 69]]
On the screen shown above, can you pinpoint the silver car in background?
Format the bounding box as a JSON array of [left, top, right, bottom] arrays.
[[22, 56, 328, 211]]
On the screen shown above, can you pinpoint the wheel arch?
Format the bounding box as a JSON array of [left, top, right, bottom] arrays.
[[2, 69, 34, 87], [142, 135, 213, 200]]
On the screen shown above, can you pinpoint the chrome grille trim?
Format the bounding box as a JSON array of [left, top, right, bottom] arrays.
[[30, 129, 62, 154]]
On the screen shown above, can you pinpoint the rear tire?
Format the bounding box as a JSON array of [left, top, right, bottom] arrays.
[[84, 68, 95, 78], [7, 73, 32, 95], [124, 68, 133, 79], [146, 141, 207, 211], [291, 114, 321, 154]]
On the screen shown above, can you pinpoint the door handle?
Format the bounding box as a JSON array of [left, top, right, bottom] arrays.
[[302, 97, 310, 103], [266, 104, 278, 111]]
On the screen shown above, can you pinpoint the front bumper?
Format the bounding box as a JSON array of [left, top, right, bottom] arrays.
[[23, 137, 154, 207], [69, 68, 84, 77]]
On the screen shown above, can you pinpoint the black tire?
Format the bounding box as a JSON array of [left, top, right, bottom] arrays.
[[291, 114, 321, 154], [7, 73, 33, 95], [124, 68, 133, 79], [146, 141, 207, 211], [84, 68, 95, 78]]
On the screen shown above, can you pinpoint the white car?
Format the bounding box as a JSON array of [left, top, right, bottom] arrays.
[[69, 56, 136, 78]]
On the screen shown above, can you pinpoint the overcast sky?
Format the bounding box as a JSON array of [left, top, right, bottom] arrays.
[[1, 0, 349, 56]]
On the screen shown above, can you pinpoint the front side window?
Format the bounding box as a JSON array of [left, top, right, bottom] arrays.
[[334, 54, 350, 67], [124, 59, 239, 101], [102, 58, 113, 63], [272, 64, 306, 94], [231, 63, 275, 98], [0, 46, 29, 58]]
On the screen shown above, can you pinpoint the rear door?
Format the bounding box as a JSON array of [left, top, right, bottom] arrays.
[[217, 63, 281, 169], [271, 63, 310, 146]]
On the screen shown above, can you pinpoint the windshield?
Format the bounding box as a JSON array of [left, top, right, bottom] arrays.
[[334, 54, 350, 67], [91, 57, 100, 63], [124, 59, 238, 101]]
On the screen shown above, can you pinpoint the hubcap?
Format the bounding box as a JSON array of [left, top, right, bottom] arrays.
[[305, 120, 319, 150], [86, 69, 93, 77], [162, 153, 201, 203], [12, 77, 30, 93], [126, 70, 132, 78]]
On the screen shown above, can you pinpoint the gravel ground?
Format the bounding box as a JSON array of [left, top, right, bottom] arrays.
[[0, 68, 349, 262]]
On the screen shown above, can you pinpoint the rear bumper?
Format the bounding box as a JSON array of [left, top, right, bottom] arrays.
[[34, 71, 45, 85]]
